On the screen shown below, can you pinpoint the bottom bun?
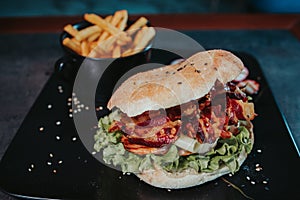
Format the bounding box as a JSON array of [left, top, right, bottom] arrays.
[[136, 127, 254, 189]]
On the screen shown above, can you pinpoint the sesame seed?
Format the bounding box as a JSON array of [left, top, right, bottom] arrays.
[[31, 164, 35, 168], [72, 137, 77, 141], [69, 114, 73, 118], [67, 102, 72, 106], [47, 104, 52, 109], [251, 181, 256, 185], [257, 149, 262, 153], [49, 153, 54, 158], [228, 173, 232, 177], [39, 126, 44, 132], [85, 106, 89, 110], [28, 168, 32, 172], [58, 160, 63, 164], [92, 151, 96, 155], [53, 169, 57, 174], [263, 180, 268, 184], [58, 85, 62, 90], [78, 108, 81, 112], [69, 109, 73, 112], [68, 98, 72, 102], [72, 92, 76, 96], [255, 163, 260, 167], [167, 189, 171, 192], [47, 161, 52, 166], [74, 110, 77, 114], [246, 176, 250, 181], [56, 135, 61, 140], [119, 176, 122, 179], [99, 106, 103, 110], [56, 121, 61, 126], [255, 167, 263, 172]]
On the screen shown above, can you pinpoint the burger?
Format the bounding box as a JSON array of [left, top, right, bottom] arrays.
[[94, 49, 257, 189]]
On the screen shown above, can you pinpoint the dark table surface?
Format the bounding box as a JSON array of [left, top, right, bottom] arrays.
[[1, 14, 300, 199]]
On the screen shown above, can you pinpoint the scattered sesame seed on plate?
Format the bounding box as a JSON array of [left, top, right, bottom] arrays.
[[39, 126, 44, 132], [47, 104, 52, 109], [56, 121, 61, 126], [257, 149, 262, 153]]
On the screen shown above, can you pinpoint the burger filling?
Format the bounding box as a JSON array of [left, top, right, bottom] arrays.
[[94, 81, 256, 174], [107, 81, 255, 155]]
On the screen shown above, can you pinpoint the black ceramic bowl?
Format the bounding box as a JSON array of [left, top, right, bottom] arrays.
[[59, 18, 152, 60]]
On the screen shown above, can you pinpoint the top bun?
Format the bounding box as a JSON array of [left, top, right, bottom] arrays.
[[107, 49, 244, 117]]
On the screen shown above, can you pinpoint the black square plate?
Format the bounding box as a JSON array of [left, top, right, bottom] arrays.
[[0, 50, 299, 200]]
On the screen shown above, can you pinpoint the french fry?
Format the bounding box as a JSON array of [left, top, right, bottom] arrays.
[[133, 27, 155, 53], [97, 15, 114, 43], [75, 25, 101, 42], [112, 45, 121, 58], [71, 38, 81, 47], [63, 24, 79, 37], [81, 41, 89, 56], [110, 10, 124, 26], [87, 32, 101, 42], [117, 10, 128, 31], [84, 13, 119, 35], [121, 48, 133, 57], [63, 37, 81, 54], [128, 17, 148, 31]]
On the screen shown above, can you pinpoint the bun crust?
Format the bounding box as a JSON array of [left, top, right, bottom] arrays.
[[136, 125, 254, 189], [107, 50, 244, 117]]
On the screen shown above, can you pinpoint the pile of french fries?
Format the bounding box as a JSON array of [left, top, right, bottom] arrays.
[[62, 10, 155, 58]]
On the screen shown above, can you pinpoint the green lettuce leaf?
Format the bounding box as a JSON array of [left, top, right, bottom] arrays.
[[93, 112, 253, 174]]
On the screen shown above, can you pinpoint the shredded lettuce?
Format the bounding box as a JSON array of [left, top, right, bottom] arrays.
[[93, 112, 253, 174]]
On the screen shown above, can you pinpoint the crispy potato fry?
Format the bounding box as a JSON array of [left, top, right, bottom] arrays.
[[84, 13, 119, 35], [132, 27, 155, 54], [117, 10, 128, 31], [75, 25, 101, 42], [71, 38, 81, 47], [112, 45, 121, 58], [97, 14, 115, 43], [87, 32, 101, 42], [81, 41, 89, 56], [128, 17, 148, 31], [64, 24, 79, 37], [63, 37, 81, 54]]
